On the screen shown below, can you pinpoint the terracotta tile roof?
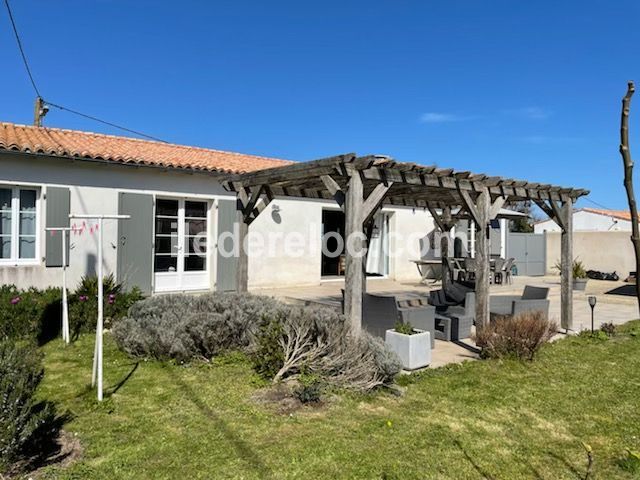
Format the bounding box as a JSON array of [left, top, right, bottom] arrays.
[[0, 122, 292, 174], [580, 207, 638, 222]]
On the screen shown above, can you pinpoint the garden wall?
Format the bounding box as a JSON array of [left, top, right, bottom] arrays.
[[545, 231, 635, 277]]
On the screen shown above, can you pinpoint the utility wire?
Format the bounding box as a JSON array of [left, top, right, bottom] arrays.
[[3, 0, 168, 143], [583, 197, 614, 211], [4, 0, 41, 97], [46, 102, 168, 143]]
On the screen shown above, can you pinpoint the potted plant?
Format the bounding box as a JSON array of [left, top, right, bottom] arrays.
[[554, 258, 588, 291], [385, 321, 431, 370]]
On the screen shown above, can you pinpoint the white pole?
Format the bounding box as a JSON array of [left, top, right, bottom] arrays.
[[46, 227, 72, 344], [70, 214, 129, 402], [62, 230, 69, 343], [97, 217, 104, 402]]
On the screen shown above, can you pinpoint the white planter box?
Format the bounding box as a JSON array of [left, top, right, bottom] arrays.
[[385, 329, 431, 370]]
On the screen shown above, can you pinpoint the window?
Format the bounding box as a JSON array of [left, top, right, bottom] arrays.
[[0, 186, 39, 263]]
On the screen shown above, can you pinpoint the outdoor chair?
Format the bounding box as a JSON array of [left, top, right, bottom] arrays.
[[444, 256, 463, 283], [489, 285, 550, 320], [428, 282, 475, 341], [463, 257, 477, 282], [503, 257, 515, 284], [492, 257, 505, 284], [434, 292, 475, 341]]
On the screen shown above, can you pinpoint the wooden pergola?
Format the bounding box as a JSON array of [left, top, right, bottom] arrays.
[[221, 153, 589, 332]]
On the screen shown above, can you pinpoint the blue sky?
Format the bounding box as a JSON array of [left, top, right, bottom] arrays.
[[1, 1, 639, 209]]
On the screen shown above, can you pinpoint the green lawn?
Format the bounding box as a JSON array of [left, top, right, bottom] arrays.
[[37, 322, 640, 479]]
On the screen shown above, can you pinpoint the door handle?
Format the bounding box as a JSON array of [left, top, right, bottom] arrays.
[[120, 236, 126, 246]]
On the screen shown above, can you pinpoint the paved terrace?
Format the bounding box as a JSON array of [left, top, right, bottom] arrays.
[[253, 276, 639, 368]]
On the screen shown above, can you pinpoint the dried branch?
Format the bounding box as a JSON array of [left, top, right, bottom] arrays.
[[619, 81, 640, 315]]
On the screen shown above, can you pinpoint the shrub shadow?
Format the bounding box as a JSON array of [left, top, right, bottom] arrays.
[[454, 439, 496, 480], [162, 365, 271, 478], [13, 408, 75, 476]]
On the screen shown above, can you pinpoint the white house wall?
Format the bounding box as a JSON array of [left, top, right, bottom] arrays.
[[0, 152, 225, 290], [535, 210, 632, 233], [0, 152, 437, 291], [247, 197, 324, 288]]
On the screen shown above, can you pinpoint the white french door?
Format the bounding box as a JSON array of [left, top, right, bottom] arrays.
[[153, 197, 210, 292]]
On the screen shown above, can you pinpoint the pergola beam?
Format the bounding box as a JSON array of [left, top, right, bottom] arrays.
[[362, 182, 393, 225], [320, 174, 345, 208]]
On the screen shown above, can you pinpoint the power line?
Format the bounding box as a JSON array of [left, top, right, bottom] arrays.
[[582, 197, 614, 211], [46, 102, 168, 143], [3, 0, 40, 97], [3, 0, 168, 143]]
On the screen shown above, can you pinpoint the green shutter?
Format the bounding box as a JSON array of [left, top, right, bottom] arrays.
[[45, 187, 70, 267], [216, 199, 237, 291], [117, 192, 153, 294]]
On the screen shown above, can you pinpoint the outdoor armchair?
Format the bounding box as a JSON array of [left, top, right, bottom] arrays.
[[361, 293, 436, 348], [489, 285, 550, 319], [434, 292, 475, 341]]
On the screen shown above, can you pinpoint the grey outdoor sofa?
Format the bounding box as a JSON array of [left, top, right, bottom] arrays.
[[360, 293, 436, 348], [489, 285, 550, 319]]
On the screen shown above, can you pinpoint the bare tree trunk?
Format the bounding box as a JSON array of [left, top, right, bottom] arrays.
[[620, 81, 640, 315]]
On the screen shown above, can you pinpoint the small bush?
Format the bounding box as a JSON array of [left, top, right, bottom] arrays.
[[0, 339, 57, 473], [600, 322, 616, 337], [618, 449, 640, 474], [255, 305, 402, 391], [69, 274, 143, 336], [113, 293, 284, 362], [475, 311, 557, 361], [553, 258, 587, 279], [294, 372, 324, 404], [253, 319, 285, 379], [394, 321, 416, 335], [578, 329, 609, 341]]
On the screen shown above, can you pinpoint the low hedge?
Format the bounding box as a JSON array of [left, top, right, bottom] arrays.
[[114, 293, 402, 392], [0, 275, 143, 343]]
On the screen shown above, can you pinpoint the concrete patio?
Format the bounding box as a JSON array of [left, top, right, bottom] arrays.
[[253, 275, 639, 368]]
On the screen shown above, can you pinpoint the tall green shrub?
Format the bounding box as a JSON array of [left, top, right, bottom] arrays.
[[69, 274, 143, 336], [0, 339, 57, 473]]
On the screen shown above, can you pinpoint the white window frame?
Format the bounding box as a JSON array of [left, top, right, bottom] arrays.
[[0, 185, 41, 265]]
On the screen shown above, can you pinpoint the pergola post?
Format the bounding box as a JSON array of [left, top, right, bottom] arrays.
[[560, 197, 573, 331], [343, 170, 365, 332], [535, 196, 574, 331], [473, 189, 491, 330]]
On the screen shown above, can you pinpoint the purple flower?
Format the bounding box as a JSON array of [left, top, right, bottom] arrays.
[[79, 295, 88, 302], [10, 296, 21, 305], [108, 294, 116, 305]]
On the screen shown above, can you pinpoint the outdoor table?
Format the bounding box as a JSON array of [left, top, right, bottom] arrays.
[[411, 259, 442, 284]]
